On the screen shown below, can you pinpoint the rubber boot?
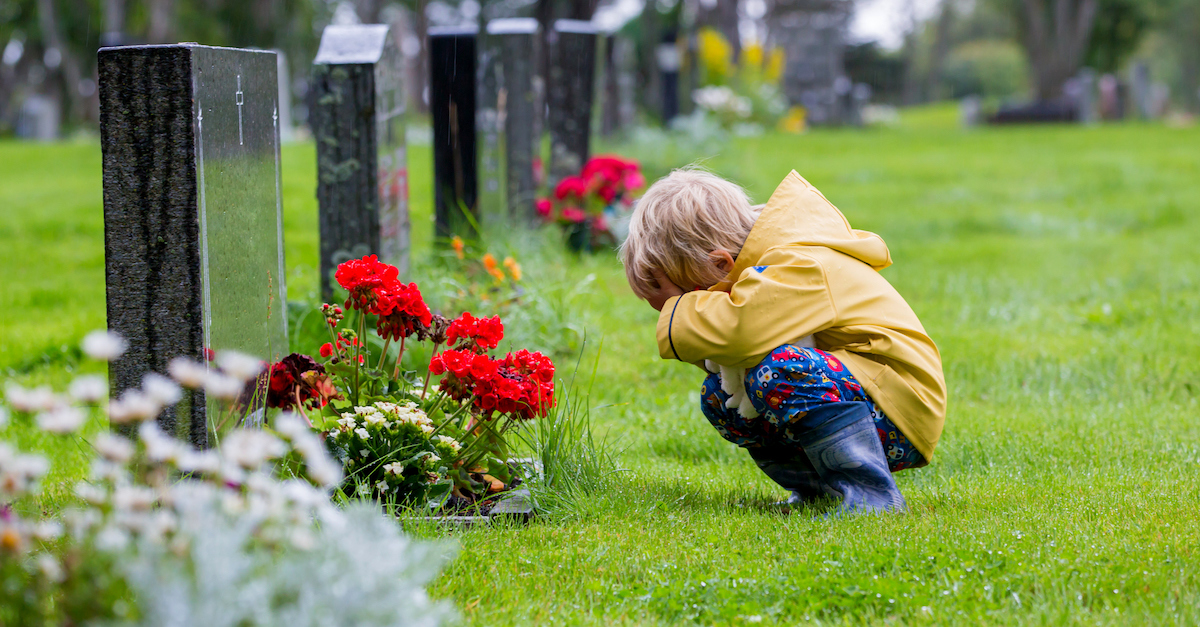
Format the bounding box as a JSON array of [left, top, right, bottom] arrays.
[[795, 402, 906, 515], [746, 446, 831, 506]]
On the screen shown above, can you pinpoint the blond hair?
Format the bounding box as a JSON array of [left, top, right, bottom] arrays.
[[619, 168, 760, 300]]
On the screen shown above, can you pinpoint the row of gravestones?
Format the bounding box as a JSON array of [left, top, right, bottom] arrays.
[[97, 21, 626, 447]]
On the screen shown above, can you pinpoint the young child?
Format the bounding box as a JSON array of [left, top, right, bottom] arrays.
[[619, 169, 947, 515]]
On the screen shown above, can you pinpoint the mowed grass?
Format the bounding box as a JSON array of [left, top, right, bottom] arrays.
[[3, 109, 1200, 624]]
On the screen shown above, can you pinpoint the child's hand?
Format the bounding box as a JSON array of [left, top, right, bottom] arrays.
[[646, 269, 685, 311]]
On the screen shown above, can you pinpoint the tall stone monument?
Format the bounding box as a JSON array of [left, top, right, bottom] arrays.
[[311, 24, 409, 301], [547, 19, 597, 185], [485, 18, 540, 223], [98, 44, 288, 447], [429, 26, 479, 239]]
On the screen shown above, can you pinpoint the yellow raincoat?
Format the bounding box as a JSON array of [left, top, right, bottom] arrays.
[[657, 171, 947, 460]]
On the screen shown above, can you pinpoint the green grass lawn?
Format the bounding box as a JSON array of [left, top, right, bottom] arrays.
[[3, 110, 1200, 624]]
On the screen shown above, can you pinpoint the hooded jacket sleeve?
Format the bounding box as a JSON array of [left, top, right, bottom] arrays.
[[656, 248, 837, 369]]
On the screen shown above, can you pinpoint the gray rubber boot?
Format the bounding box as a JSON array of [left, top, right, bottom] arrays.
[[797, 403, 906, 515], [746, 446, 832, 505]]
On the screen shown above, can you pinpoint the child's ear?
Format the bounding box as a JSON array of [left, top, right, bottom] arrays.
[[709, 249, 736, 275]]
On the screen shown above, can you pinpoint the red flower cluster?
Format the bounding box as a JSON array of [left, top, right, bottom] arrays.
[[335, 255, 399, 311], [267, 353, 342, 411], [374, 281, 433, 341], [538, 155, 645, 228], [430, 348, 555, 420], [446, 312, 504, 352], [333, 255, 432, 340]]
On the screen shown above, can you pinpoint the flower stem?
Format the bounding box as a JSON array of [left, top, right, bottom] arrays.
[[391, 334, 407, 380], [421, 342, 442, 399], [377, 337, 392, 371]]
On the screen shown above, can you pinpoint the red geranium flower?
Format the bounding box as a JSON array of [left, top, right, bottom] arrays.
[[319, 343, 333, 358], [446, 312, 504, 352], [374, 281, 432, 341], [335, 255, 399, 311]]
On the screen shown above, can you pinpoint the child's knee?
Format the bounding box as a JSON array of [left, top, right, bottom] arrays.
[[699, 371, 730, 418]]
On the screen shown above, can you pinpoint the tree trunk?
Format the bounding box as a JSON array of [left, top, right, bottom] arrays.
[[36, 0, 86, 124], [1019, 0, 1099, 100], [102, 0, 126, 43], [147, 0, 176, 43], [924, 0, 955, 101]]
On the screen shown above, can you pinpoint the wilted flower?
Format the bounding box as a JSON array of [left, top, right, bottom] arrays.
[[82, 330, 128, 361], [36, 406, 86, 434], [69, 375, 108, 403], [168, 357, 208, 388], [142, 372, 182, 406]]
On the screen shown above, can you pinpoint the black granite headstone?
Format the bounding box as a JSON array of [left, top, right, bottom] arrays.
[[312, 25, 409, 301], [429, 26, 479, 240], [98, 44, 288, 447], [487, 18, 539, 223], [547, 19, 597, 185]]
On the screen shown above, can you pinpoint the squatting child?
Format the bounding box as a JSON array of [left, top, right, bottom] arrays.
[[619, 169, 947, 514]]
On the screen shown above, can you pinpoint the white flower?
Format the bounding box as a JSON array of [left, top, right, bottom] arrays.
[[142, 372, 182, 405], [203, 372, 244, 400], [108, 389, 162, 424], [383, 462, 405, 476], [36, 406, 86, 434], [75, 481, 108, 506], [373, 401, 399, 414], [273, 412, 309, 439], [363, 412, 388, 427], [94, 525, 130, 551], [336, 416, 357, 431], [113, 485, 157, 511], [94, 433, 135, 463], [68, 375, 108, 403], [354, 427, 370, 441], [82, 330, 128, 361], [32, 520, 63, 541], [138, 421, 182, 463], [216, 351, 264, 382], [90, 458, 126, 482], [305, 457, 342, 488], [374, 480, 390, 493], [432, 435, 462, 453], [177, 449, 220, 474], [425, 454, 441, 465], [418, 423, 434, 435], [221, 429, 287, 470], [354, 405, 379, 417], [36, 555, 64, 582], [5, 383, 57, 413], [168, 357, 208, 388]]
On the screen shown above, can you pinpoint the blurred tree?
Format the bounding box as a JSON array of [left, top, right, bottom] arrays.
[[844, 42, 905, 103], [923, 0, 956, 101], [1009, 0, 1099, 99], [1085, 0, 1153, 72]]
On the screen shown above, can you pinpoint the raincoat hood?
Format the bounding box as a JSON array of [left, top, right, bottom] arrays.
[[732, 170, 892, 280]]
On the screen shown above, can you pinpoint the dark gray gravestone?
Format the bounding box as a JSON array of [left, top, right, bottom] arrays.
[[312, 25, 409, 301], [429, 27, 479, 240], [487, 18, 539, 223], [99, 44, 288, 447], [547, 19, 597, 185]]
